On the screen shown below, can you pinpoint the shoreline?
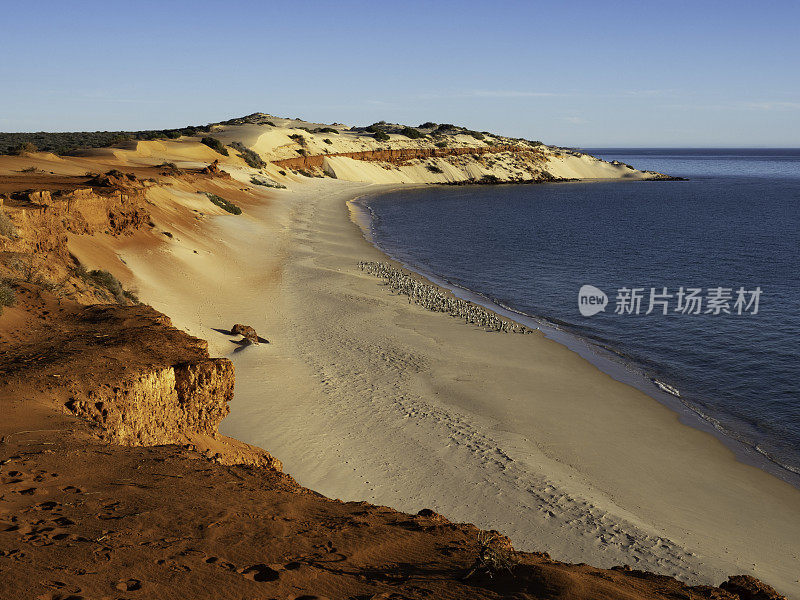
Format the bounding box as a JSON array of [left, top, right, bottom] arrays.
[[115, 177, 800, 597], [351, 188, 800, 489]]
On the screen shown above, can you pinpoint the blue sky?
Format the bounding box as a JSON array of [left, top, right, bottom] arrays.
[[2, 0, 798, 146]]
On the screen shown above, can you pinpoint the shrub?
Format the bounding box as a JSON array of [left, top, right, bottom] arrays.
[[436, 123, 456, 132], [418, 121, 437, 129], [463, 531, 517, 579], [72, 262, 89, 279], [399, 127, 425, 139], [288, 133, 306, 145], [88, 269, 127, 303], [265, 121, 276, 126], [373, 131, 390, 141], [278, 170, 287, 176], [0, 281, 15, 313], [323, 138, 332, 145], [123, 289, 139, 303], [467, 131, 485, 140], [296, 148, 307, 155], [0, 211, 17, 238], [250, 176, 286, 189], [314, 127, 338, 134], [230, 141, 266, 169], [200, 136, 229, 156], [365, 124, 381, 133], [164, 130, 182, 139], [203, 192, 242, 215], [435, 141, 448, 148], [10, 141, 37, 155], [426, 164, 444, 174]]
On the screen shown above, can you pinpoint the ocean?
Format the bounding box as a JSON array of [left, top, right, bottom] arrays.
[[361, 149, 800, 484]]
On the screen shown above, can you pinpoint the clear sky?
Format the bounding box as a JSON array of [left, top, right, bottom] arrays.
[[2, 0, 798, 147]]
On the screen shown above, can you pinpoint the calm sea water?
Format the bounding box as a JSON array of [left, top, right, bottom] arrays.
[[364, 149, 800, 479]]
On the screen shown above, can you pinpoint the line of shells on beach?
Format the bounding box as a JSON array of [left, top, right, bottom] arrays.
[[358, 261, 529, 334]]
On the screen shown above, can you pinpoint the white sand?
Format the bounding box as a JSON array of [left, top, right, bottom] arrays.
[[104, 177, 800, 598]]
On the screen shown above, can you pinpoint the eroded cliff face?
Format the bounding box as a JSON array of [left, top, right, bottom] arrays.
[[0, 290, 281, 471], [66, 357, 234, 446], [1, 186, 148, 253]]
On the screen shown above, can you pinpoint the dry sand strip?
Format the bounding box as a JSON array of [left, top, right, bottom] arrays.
[[115, 178, 800, 598]]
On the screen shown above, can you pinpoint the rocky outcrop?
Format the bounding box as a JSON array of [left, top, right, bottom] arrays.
[[66, 358, 234, 446], [231, 323, 261, 344], [0, 186, 149, 257], [200, 159, 231, 178], [720, 576, 787, 600]]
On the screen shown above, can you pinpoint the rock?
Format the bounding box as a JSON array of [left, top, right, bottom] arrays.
[[231, 323, 261, 345], [201, 159, 230, 177], [720, 575, 787, 600]]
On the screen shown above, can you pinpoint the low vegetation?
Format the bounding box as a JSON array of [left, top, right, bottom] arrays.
[[435, 141, 448, 148], [88, 269, 137, 303], [467, 130, 485, 140], [203, 192, 242, 215], [200, 136, 229, 156], [323, 138, 333, 145], [426, 164, 444, 174], [8, 141, 37, 155], [229, 141, 266, 169], [313, 127, 339, 134], [463, 531, 517, 580], [0, 124, 213, 155], [399, 127, 425, 139], [373, 131, 390, 141], [0, 211, 17, 238], [0, 281, 15, 314], [250, 176, 286, 189]]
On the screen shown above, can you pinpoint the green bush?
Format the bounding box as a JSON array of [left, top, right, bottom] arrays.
[[250, 176, 286, 189], [314, 127, 339, 134], [288, 133, 305, 142], [0, 211, 17, 238], [467, 131, 485, 140], [373, 131, 390, 141], [10, 141, 37, 155], [418, 122, 437, 129], [426, 164, 444, 174], [200, 136, 229, 156], [203, 192, 242, 215], [435, 141, 448, 148], [323, 138, 332, 145], [399, 127, 425, 139], [230, 141, 266, 169]]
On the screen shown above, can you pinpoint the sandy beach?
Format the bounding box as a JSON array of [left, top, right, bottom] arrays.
[[108, 176, 800, 597]]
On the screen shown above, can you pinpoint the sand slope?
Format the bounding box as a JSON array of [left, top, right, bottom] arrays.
[[106, 177, 800, 598]]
